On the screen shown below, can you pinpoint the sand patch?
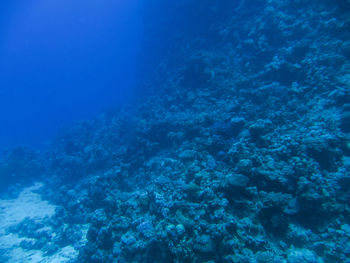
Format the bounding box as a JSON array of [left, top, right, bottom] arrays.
[[0, 183, 79, 263]]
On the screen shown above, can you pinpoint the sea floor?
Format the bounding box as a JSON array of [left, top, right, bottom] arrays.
[[0, 183, 80, 263]]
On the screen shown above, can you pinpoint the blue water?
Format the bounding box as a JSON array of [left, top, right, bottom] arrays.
[[0, 0, 142, 149]]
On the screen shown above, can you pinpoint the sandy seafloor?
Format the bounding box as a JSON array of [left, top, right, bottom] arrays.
[[0, 183, 86, 262]]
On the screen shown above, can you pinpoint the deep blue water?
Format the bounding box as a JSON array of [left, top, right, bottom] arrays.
[[0, 0, 142, 149]]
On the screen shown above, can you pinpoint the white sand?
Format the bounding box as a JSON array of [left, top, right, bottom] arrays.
[[0, 183, 80, 263]]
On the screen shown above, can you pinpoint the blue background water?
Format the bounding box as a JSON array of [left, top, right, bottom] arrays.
[[0, 0, 142, 150]]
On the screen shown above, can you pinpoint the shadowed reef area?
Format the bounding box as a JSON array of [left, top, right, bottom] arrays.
[[1, 0, 350, 262]]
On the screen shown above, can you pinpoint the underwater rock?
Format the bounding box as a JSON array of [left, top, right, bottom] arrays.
[[287, 248, 319, 263], [193, 234, 215, 254], [181, 53, 214, 87], [0, 146, 44, 193], [341, 41, 350, 58], [235, 159, 253, 175], [225, 173, 250, 188], [341, 108, 350, 133], [136, 220, 154, 238], [304, 135, 338, 171], [179, 149, 197, 161], [96, 226, 113, 250], [338, 175, 350, 191], [211, 117, 246, 139], [249, 119, 273, 139], [43, 243, 59, 255]]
